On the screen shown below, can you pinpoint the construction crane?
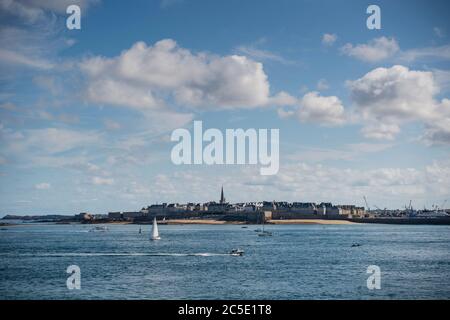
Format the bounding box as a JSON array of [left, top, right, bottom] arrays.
[[363, 196, 370, 212]]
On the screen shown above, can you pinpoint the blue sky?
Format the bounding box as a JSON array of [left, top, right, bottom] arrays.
[[1, 0, 450, 215]]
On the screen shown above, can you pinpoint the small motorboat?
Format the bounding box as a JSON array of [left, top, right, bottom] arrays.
[[229, 248, 244, 256], [351, 243, 361, 247]]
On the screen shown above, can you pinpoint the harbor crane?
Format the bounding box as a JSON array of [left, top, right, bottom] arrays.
[[363, 196, 370, 212]]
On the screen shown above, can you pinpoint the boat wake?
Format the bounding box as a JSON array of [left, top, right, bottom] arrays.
[[6, 252, 232, 257]]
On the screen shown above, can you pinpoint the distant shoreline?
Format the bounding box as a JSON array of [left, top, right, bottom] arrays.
[[268, 219, 356, 225], [3, 217, 450, 226], [0, 219, 356, 226]]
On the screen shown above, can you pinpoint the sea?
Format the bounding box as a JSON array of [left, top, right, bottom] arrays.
[[0, 223, 449, 299]]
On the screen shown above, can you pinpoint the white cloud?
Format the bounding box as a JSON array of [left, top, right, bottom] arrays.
[[0, 0, 98, 23], [349, 65, 438, 121], [348, 65, 450, 143], [277, 108, 295, 119], [92, 176, 114, 186], [297, 91, 345, 126], [420, 99, 450, 145], [235, 45, 294, 65], [316, 79, 329, 91], [122, 159, 450, 209], [322, 33, 337, 46], [0, 48, 53, 70], [339, 35, 450, 64], [35, 182, 51, 190], [341, 37, 399, 62], [361, 123, 400, 140], [3, 127, 101, 155], [268, 91, 298, 106], [287, 143, 394, 162], [399, 44, 450, 63], [80, 39, 290, 112]]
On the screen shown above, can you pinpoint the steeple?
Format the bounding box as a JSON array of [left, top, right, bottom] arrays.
[[220, 186, 225, 204]]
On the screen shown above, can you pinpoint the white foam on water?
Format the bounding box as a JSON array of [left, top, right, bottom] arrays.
[[4, 252, 231, 257]]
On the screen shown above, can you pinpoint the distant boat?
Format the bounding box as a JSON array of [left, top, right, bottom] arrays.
[[258, 220, 272, 237], [229, 248, 244, 256], [150, 217, 161, 240]]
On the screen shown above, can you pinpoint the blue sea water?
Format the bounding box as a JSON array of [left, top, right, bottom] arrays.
[[0, 223, 449, 299]]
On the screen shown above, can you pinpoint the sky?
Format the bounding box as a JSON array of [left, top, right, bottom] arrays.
[[0, 0, 450, 216]]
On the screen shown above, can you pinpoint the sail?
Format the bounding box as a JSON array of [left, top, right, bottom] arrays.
[[151, 217, 160, 240]]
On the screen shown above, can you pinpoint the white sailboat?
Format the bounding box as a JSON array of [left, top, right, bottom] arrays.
[[151, 217, 161, 240]]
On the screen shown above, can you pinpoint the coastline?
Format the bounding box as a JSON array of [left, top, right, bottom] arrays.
[[164, 219, 246, 225], [267, 219, 357, 225]]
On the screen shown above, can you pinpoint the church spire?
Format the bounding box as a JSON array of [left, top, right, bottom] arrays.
[[220, 185, 225, 204]]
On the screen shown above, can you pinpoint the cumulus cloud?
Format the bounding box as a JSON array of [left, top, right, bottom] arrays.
[[348, 65, 450, 144], [322, 33, 337, 46], [420, 99, 450, 145], [341, 37, 399, 62], [277, 91, 346, 125], [297, 91, 345, 126], [80, 39, 292, 113]]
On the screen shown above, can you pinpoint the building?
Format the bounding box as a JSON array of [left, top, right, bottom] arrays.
[[290, 202, 317, 215], [166, 203, 185, 214], [148, 204, 167, 215], [108, 212, 122, 220], [122, 211, 142, 220], [204, 201, 228, 213], [336, 205, 366, 217], [260, 201, 276, 211]]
